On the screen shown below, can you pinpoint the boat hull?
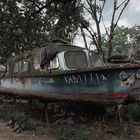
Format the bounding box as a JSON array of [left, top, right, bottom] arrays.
[[0, 65, 140, 105]]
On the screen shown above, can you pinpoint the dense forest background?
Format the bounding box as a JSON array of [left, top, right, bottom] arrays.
[[0, 0, 140, 63]]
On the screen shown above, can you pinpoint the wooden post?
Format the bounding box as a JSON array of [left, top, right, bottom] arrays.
[[41, 102, 49, 127], [45, 103, 49, 126], [28, 99, 32, 111], [118, 104, 123, 127], [12, 97, 16, 104]]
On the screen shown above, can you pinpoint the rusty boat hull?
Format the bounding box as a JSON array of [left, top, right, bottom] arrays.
[[1, 64, 140, 106]]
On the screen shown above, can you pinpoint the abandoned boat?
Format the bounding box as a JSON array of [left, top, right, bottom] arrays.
[[0, 40, 140, 106]]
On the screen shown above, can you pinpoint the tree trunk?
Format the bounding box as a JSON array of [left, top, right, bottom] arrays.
[[108, 39, 113, 61], [80, 27, 88, 49]]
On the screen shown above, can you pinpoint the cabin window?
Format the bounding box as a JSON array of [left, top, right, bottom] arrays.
[[33, 58, 41, 70], [22, 59, 29, 72], [14, 63, 19, 73], [64, 51, 88, 69], [48, 57, 59, 69], [89, 52, 103, 67], [18, 59, 29, 72], [18, 61, 22, 71], [14, 59, 29, 73]]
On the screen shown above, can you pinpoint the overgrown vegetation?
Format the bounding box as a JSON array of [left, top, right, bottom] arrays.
[[49, 103, 140, 140], [0, 97, 34, 133], [1, 97, 140, 139]]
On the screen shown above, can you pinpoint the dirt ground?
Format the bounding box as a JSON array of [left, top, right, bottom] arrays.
[[1, 119, 140, 140], [1, 100, 140, 140], [0, 120, 57, 140]]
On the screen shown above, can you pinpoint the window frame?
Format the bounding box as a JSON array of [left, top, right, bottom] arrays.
[[64, 51, 88, 69]]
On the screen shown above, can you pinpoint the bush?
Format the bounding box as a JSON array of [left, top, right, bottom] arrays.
[[55, 117, 92, 140], [0, 97, 34, 133]]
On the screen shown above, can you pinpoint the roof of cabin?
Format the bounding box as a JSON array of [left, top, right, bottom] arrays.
[[42, 40, 83, 54], [7, 39, 84, 63]]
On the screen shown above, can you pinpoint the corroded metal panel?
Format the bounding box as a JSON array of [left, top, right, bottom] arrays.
[[1, 66, 140, 105]]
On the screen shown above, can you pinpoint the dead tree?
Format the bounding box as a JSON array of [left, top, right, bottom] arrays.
[[80, 0, 130, 61]]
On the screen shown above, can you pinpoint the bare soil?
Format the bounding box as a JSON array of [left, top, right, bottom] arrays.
[[0, 120, 57, 140], [1, 118, 140, 140]]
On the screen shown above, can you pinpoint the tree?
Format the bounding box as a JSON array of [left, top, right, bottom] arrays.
[[102, 25, 140, 60], [128, 25, 140, 60], [0, 0, 131, 63], [78, 0, 130, 60], [107, 0, 130, 59], [23, 0, 82, 43], [0, 0, 82, 63], [102, 26, 130, 56]]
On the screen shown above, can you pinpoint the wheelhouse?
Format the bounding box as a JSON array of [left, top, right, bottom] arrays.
[[5, 42, 104, 77]]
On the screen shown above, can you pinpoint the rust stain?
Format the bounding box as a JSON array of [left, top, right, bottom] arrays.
[[0, 87, 128, 106], [18, 78, 27, 84]]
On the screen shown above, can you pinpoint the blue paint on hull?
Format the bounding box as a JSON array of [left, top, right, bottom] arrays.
[[1, 68, 140, 96]]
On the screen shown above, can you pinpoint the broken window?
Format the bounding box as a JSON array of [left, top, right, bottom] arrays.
[[48, 57, 59, 69]]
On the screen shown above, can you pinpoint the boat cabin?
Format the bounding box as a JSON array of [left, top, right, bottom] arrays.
[[4, 41, 104, 77]]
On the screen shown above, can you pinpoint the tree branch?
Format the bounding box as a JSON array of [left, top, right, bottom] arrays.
[[99, 0, 106, 22], [114, 0, 130, 29], [101, 15, 109, 36], [81, 22, 98, 49], [116, 0, 127, 10]]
